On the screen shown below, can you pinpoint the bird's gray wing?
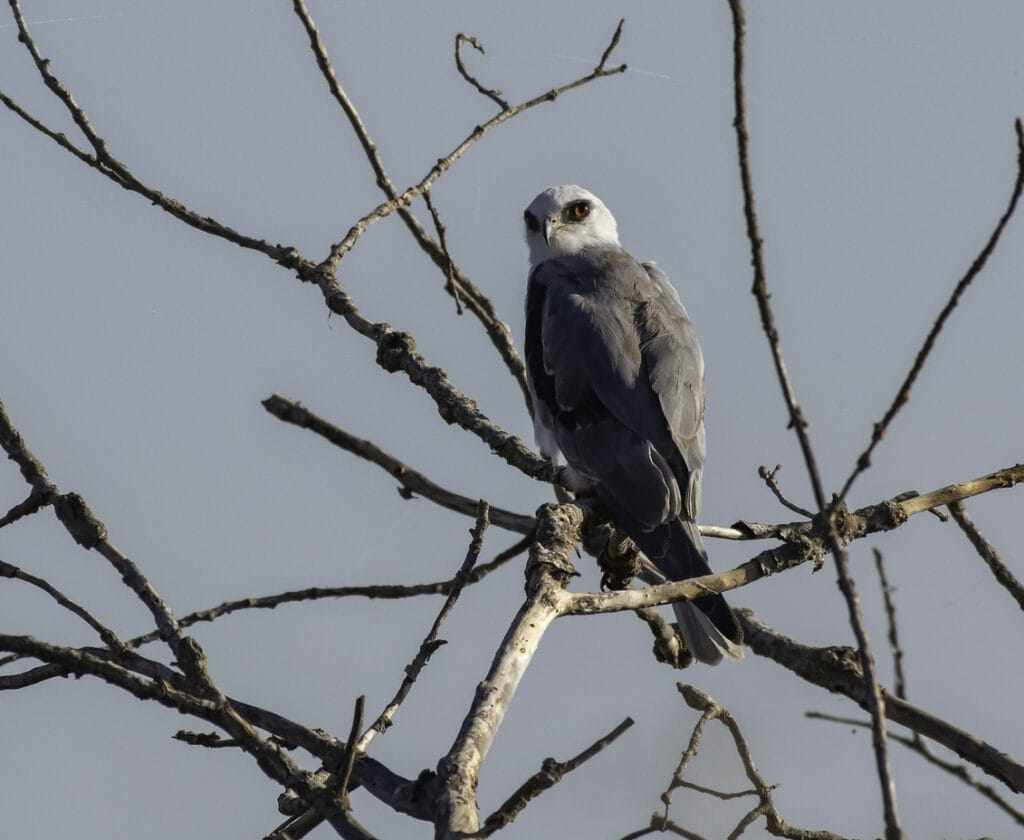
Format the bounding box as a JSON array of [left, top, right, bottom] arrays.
[[525, 250, 688, 531], [638, 261, 706, 521]]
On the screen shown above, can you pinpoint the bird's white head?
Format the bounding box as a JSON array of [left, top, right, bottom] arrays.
[[524, 185, 620, 265]]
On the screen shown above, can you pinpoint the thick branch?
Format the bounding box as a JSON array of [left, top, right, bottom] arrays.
[[433, 503, 583, 837], [563, 463, 1024, 618], [434, 567, 568, 837]]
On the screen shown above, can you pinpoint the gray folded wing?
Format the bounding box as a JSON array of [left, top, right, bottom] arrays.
[[525, 248, 705, 535]]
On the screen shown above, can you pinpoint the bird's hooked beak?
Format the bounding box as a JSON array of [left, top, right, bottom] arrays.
[[543, 216, 560, 246]]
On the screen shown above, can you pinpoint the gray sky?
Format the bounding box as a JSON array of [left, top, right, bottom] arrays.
[[2, 2, 1023, 838]]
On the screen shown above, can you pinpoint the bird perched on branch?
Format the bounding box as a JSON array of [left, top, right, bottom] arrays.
[[522, 185, 743, 664]]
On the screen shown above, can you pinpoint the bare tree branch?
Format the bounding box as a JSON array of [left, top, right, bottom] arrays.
[[434, 504, 583, 837], [0, 642, 432, 825], [434, 567, 568, 836], [624, 684, 853, 840], [116, 536, 530, 654], [5, 4, 1022, 836], [873, 549, 908, 699], [806, 712, 1024, 828], [619, 816, 710, 840], [1, 2, 306, 268], [565, 464, 1024, 618], [317, 22, 627, 273], [838, 118, 1024, 501], [422, 189, 464, 313], [0, 398, 199, 675], [0, 394, 392, 835], [739, 609, 1024, 794], [270, 504, 492, 840], [0, 558, 124, 653], [477, 717, 634, 836], [758, 465, 814, 518], [0, 488, 49, 528], [289, 0, 532, 408], [360, 502, 491, 751], [947, 501, 1024, 613], [454, 33, 509, 111], [262, 393, 535, 534], [725, 3, 916, 832], [312, 281, 555, 481]]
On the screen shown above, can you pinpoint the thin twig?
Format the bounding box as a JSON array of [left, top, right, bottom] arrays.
[[422, 189, 463, 313], [320, 21, 627, 272], [125, 535, 529, 651], [806, 712, 1024, 827], [7, 0, 109, 157], [0, 399, 194, 672], [2, 3, 304, 268], [454, 34, 509, 110], [477, 717, 634, 836], [359, 502, 491, 751], [338, 696, 365, 807], [263, 505, 492, 840], [947, 501, 1024, 613], [758, 465, 814, 518], [619, 817, 710, 840], [0, 559, 125, 653], [838, 118, 1024, 502], [262, 394, 535, 534], [873, 549, 908, 699], [0, 489, 50, 528], [660, 696, 719, 812], [641, 684, 852, 840], [0, 87, 93, 162], [174, 731, 240, 749]]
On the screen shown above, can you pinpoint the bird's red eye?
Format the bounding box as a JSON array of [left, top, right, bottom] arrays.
[[571, 201, 590, 220]]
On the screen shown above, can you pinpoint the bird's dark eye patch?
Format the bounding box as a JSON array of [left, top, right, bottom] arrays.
[[524, 211, 539, 232], [566, 200, 591, 221]]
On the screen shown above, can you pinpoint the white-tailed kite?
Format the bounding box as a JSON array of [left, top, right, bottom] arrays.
[[523, 185, 743, 664]]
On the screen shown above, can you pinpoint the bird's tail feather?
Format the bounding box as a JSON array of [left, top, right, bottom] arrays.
[[634, 519, 744, 665], [673, 601, 744, 665]]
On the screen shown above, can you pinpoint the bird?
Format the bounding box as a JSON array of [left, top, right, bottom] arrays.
[[522, 185, 743, 664]]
